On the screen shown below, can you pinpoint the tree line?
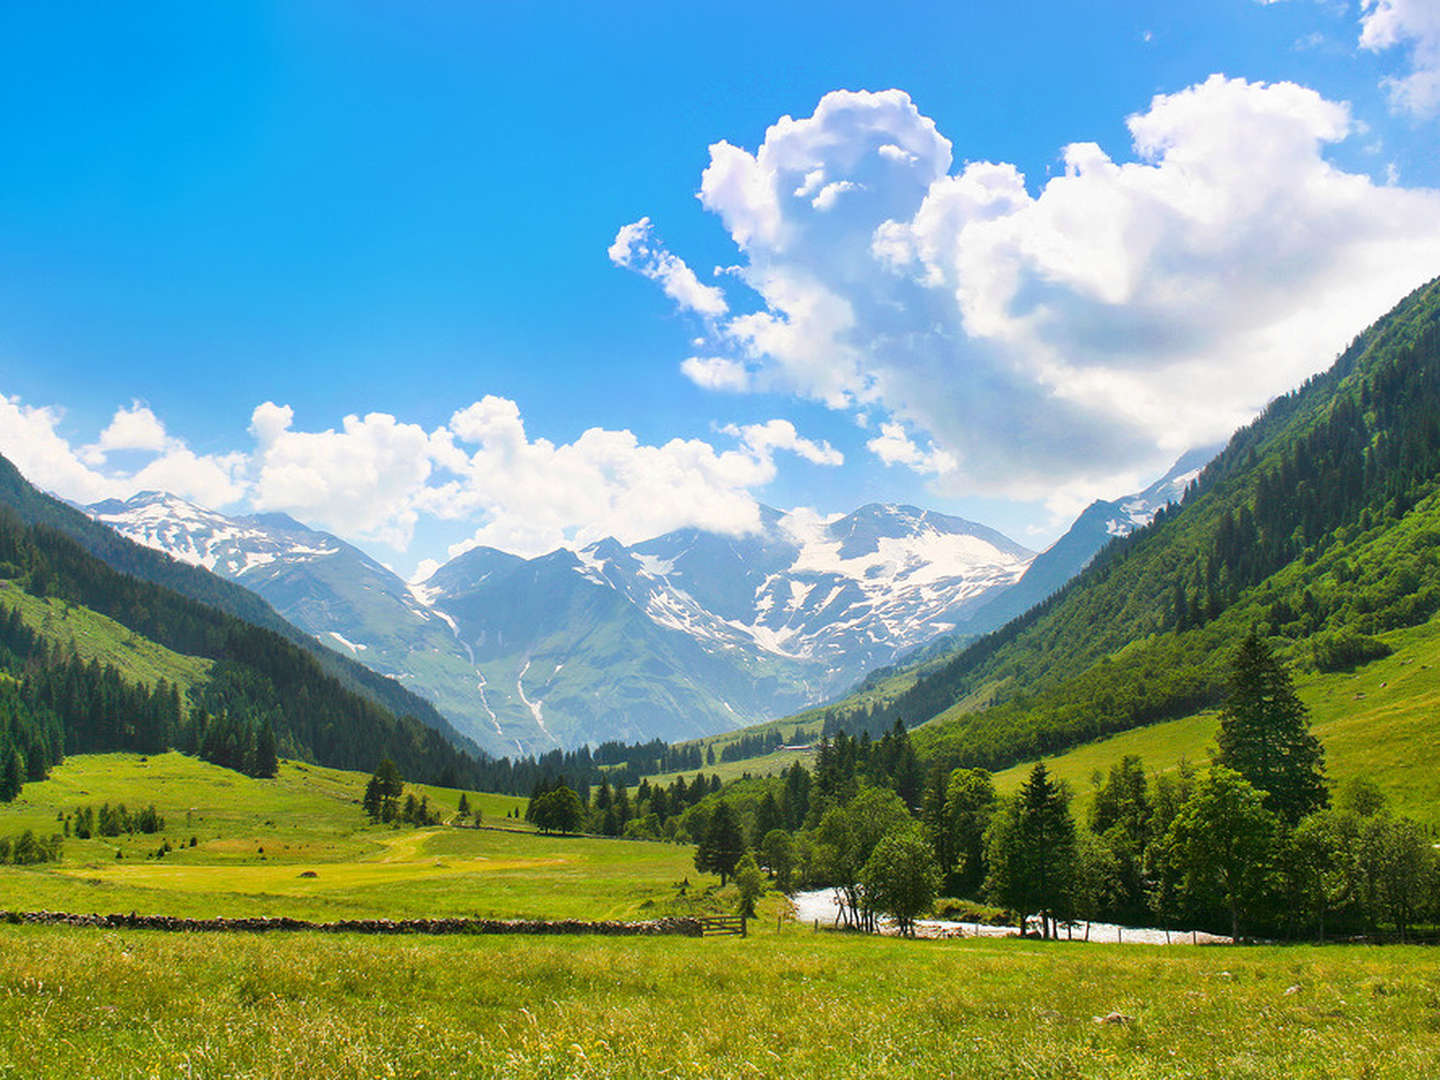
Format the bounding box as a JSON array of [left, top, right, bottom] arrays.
[[683, 633, 1439, 940]]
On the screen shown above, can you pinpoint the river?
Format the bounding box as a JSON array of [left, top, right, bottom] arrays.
[[788, 889, 1233, 945]]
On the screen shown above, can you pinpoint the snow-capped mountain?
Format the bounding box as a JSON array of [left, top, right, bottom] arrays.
[[88, 494, 1034, 754], [86, 494, 488, 737], [962, 446, 1222, 632]]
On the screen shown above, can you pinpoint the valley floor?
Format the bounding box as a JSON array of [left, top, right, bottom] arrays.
[[1, 925, 1436, 1078]]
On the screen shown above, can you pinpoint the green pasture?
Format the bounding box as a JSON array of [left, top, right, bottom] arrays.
[[1, 924, 1436, 1078], [0, 753, 734, 922]]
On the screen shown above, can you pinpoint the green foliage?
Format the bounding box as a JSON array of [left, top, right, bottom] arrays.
[[759, 828, 796, 892], [733, 851, 765, 918], [1309, 627, 1393, 672], [0, 828, 61, 864], [1149, 767, 1277, 940], [859, 827, 940, 935], [529, 785, 584, 835], [983, 763, 1077, 937], [924, 766, 995, 897], [694, 801, 745, 885], [1216, 632, 1327, 823]]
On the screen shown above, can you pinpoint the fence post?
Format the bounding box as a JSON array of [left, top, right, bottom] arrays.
[[741, 915, 747, 938]]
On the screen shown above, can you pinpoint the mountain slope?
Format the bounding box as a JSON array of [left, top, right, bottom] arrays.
[[0, 454, 484, 784], [791, 276, 1440, 773], [0, 456, 466, 747], [964, 446, 1220, 634], [93, 496, 1037, 752]]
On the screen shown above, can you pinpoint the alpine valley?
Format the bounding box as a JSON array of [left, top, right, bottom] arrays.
[[85, 452, 1207, 755]]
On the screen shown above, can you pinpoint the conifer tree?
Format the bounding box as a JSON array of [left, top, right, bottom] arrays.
[[0, 747, 23, 803], [1216, 633, 1327, 823], [695, 802, 746, 885]]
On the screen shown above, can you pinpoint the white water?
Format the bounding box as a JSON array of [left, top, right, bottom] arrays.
[[789, 889, 1232, 945]]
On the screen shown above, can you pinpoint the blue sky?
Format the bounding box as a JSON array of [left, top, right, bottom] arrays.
[[1, 1, 1438, 574]]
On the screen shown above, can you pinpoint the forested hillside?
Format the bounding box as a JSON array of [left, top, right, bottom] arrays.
[[788, 278, 1440, 774], [0, 505, 483, 793], [0, 456, 465, 743]]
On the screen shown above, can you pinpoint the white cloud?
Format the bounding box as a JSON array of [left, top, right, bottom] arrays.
[[1361, 0, 1440, 117], [608, 217, 729, 317], [1, 383, 844, 564], [432, 397, 842, 558], [630, 79, 1440, 501], [0, 393, 247, 507], [720, 419, 844, 466], [248, 404, 435, 550], [866, 422, 957, 475], [681, 355, 753, 392], [84, 402, 170, 462]]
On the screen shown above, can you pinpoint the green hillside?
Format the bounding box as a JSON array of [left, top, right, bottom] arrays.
[[0, 454, 471, 746], [993, 612, 1440, 827], [0, 479, 484, 791], [0, 580, 212, 695]]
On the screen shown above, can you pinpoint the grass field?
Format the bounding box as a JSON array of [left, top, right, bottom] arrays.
[[0, 753, 738, 922], [1, 924, 1437, 1078], [992, 616, 1440, 826]]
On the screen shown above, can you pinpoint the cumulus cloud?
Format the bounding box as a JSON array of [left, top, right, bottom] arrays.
[[430, 397, 841, 557], [82, 402, 170, 463], [608, 217, 729, 317], [866, 422, 957, 475], [1, 387, 841, 563], [0, 394, 247, 507], [1360, 0, 1440, 117], [681, 355, 752, 392], [627, 79, 1440, 501], [248, 403, 436, 550]]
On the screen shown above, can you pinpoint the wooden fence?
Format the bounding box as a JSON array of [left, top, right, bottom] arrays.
[[695, 915, 747, 937]]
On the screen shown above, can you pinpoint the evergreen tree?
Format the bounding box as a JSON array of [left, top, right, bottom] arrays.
[[751, 791, 783, 850], [1216, 633, 1327, 823], [695, 801, 746, 885], [362, 775, 382, 821], [0, 747, 23, 803], [251, 721, 279, 779], [984, 763, 1077, 938]]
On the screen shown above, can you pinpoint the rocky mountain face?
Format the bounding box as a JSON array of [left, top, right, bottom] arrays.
[[88, 496, 1035, 754]]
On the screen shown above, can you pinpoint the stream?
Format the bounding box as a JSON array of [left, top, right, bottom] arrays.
[[788, 889, 1233, 945]]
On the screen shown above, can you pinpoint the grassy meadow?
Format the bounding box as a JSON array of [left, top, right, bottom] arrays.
[[2, 924, 1438, 1078], [0, 753, 736, 922]]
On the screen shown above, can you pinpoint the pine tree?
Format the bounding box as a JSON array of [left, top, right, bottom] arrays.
[[251, 721, 279, 779], [695, 802, 746, 885], [751, 791, 782, 850], [984, 763, 1076, 938], [0, 747, 22, 802], [1216, 633, 1327, 823]]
